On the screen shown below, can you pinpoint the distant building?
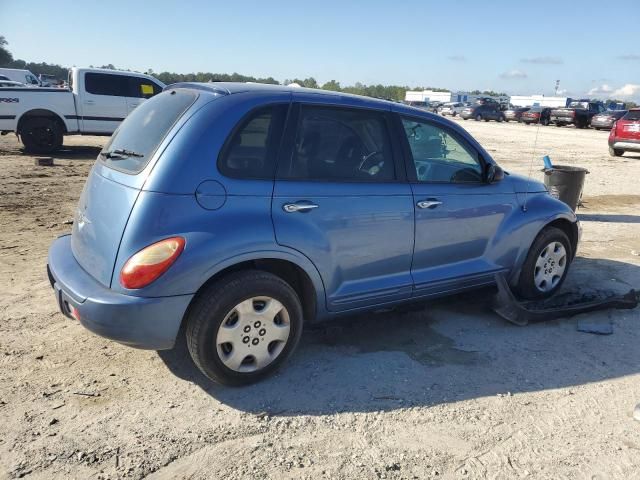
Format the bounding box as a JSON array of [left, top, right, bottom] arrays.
[[510, 95, 568, 108], [405, 89, 510, 106]]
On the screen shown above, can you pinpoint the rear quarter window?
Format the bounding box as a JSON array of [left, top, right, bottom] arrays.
[[100, 89, 197, 174]]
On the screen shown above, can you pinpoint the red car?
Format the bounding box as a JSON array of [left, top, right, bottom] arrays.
[[609, 109, 640, 157]]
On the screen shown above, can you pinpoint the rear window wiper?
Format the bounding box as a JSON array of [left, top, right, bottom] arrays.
[[99, 148, 144, 160]]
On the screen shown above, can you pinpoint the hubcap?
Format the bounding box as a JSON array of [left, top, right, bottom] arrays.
[[534, 242, 567, 292], [216, 297, 290, 373]]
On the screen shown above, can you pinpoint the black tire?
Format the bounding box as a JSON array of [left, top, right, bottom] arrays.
[[497, 115, 504, 123], [475, 114, 482, 121], [186, 270, 304, 386], [517, 227, 572, 300], [20, 117, 63, 154], [609, 147, 624, 157], [555, 123, 562, 127]]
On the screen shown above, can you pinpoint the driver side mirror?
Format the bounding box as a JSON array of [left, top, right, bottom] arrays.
[[485, 164, 504, 184]]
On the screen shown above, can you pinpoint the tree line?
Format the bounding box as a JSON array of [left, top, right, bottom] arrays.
[[0, 35, 453, 101]]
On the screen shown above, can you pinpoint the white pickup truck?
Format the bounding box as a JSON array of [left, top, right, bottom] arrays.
[[0, 67, 165, 153]]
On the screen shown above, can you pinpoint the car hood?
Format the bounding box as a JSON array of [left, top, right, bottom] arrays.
[[506, 172, 547, 193]]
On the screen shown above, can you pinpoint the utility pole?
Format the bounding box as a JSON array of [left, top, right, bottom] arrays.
[[555, 80, 560, 95]]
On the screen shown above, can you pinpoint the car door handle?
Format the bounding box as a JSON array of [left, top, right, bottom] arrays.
[[283, 203, 319, 213], [84, 100, 95, 105], [417, 200, 443, 209]]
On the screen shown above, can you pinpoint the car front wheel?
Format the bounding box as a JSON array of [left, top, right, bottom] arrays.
[[186, 270, 304, 385], [517, 227, 572, 300]]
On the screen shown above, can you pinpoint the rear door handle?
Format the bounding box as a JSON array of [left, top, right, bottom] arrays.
[[417, 200, 443, 209], [283, 203, 319, 213], [84, 100, 95, 105]]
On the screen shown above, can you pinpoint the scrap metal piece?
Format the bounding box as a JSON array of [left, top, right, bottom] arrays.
[[492, 274, 638, 326]]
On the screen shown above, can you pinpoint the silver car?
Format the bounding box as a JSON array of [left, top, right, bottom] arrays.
[[440, 102, 467, 117]]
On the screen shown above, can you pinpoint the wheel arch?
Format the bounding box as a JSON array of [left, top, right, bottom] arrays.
[[17, 109, 67, 135], [185, 252, 325, 327]]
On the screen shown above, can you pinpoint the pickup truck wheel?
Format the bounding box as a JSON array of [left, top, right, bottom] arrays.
[[21, 117, 63, 154], [609, 147, 624, 157], [186, 270, 303, 386], [517, 227, 572, 300], [475, 114, 482, 121]]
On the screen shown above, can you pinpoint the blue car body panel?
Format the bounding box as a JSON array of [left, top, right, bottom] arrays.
[[47, 83, 579, 350]]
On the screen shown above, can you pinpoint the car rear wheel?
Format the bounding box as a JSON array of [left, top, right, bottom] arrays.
[[517, 227, 572, 300], [186, 270, 304, 386], [20, 117, 63, 154], [609, 147, 624, 157]]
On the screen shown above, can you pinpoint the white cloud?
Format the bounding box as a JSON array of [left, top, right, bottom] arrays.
[[499, 69, 527, 79], [588, 83, 640, 99], [588, 84, 612, 95], [612, 84, 640, 97]]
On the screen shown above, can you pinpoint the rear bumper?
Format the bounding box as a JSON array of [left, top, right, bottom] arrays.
[[610, 140, 640, 152], [47, 235, 193, 350], [551, 117, 574, 125]]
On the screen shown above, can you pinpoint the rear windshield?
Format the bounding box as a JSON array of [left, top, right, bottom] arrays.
[[568, 101, 588, 109], [623, 110, 640, 121], [100, 89, 197, 173]]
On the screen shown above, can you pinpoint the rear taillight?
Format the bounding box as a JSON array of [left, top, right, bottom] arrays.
[[571, 111, 576, 117], [610, 122, 617, 139], [120, 237, 185, 289]]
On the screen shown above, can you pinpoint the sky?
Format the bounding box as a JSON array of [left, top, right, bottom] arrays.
[[1, 0, 639, 99]]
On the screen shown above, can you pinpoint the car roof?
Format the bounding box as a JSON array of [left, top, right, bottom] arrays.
[[166, 81, 395, 108]]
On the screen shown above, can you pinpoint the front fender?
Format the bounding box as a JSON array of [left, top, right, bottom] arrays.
[[507, 192, 578, 285]]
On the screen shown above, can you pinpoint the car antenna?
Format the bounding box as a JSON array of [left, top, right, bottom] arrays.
[[522, 102, 545, 213]]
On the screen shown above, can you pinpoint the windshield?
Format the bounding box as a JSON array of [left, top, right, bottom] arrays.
[[568, 101, 588, 109], [100, 89, 197, 173]]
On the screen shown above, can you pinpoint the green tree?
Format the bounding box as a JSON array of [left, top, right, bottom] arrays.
[[322, 80, 341, 91], [0, 36, 14, 66]]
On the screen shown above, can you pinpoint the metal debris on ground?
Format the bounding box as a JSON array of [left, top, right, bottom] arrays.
[[492, 274, 638, 326]]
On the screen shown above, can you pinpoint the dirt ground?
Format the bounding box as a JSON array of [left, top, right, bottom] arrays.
[[0, 119, 639, 480]]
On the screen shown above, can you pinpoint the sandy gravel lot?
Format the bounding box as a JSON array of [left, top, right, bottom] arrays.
[[0, 119, 639, 480]]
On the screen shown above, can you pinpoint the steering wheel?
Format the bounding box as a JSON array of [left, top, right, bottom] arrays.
[[358, 151, 382, 175]]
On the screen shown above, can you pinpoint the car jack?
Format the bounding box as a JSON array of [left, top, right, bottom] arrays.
[[492, 274, 639, 326]]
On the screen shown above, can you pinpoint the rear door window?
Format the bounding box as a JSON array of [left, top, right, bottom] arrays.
[[279, 105, 396, 182], [85, 72, 129, 97], [100, 89, 197, 173]]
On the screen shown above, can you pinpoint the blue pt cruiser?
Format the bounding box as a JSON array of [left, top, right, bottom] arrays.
[[47, 83, 580, 385]]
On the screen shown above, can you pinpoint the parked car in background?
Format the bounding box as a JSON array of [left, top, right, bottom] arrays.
[[0, 67, 165, 153], [550, 100, 606, 128], [428, 101, 444, 113], [0, 80, 26, 88], [460, 103, 505, 122], [0, 68, 42, 86], [520, 107, 553, 126], [439, 102, 466, 117], [504, 106, 530, 122], [0, 74, 10, 81], [591, 110, 627, 130], [47, 83, 579, 385], [608, 109, 640, 156]]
